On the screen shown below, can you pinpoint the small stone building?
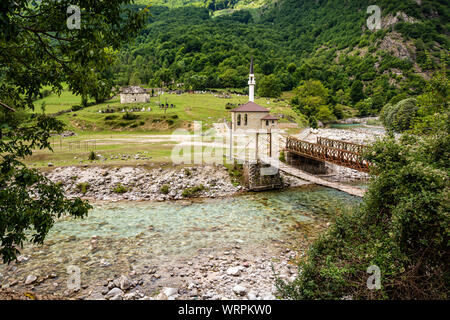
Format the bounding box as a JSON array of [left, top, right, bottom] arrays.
[[230, 59, 278, 131], [230, 102, 278, 131], [120, 86, 150, 104]]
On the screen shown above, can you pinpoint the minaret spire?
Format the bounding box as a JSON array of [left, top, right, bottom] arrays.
[[248, 57, 255, 102]]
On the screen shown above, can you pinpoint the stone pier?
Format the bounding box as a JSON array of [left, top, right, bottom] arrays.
[[243, 160, 284, 191]]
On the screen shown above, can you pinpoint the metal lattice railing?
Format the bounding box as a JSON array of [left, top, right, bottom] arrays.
[[286, 136, 370, 172]]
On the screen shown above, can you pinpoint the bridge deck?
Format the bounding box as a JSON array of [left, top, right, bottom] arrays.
[[260, 156, 366, 197]]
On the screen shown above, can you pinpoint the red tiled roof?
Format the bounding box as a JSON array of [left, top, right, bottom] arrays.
[[261, 114, 278, 120], [230, 101, 269, 113]]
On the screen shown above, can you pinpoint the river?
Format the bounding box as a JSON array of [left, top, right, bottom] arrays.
[[0, 185, 363, 300]]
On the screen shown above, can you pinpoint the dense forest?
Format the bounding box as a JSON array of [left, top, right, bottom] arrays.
[[106, 0, 448, 121]]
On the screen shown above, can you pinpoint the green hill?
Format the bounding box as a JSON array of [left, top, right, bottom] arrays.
[[89, 0, 449, 120]]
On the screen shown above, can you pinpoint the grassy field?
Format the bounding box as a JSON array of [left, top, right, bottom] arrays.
[[28, 88, 306, 167], [34, 89, 306, 132]]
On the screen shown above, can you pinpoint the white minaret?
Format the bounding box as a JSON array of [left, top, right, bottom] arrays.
[[248, 57, 255, 102]]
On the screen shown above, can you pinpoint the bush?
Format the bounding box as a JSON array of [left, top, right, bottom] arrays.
[[104, 115, 117, 121], [308, 116, 318, 129], [122, 112, 139, 120], [276, 127, 449, 300], [75, 182, 90, 194], [279, 149, 286, 163], [160, 184, 170, 194], [71, 105, 82, 111], [88, 151, 97, 161], [182, 184, 205, 198], [112, 183, 128, 194], [380, 98, 418, 132]]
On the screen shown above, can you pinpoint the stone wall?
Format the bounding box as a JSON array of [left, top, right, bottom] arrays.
[[233, 112, 269, 131], [243, 160, 283, 191], [120, 93, 150, 104]]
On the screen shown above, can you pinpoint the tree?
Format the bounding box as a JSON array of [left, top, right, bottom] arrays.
[[350, 80, 365, 103], [258, 74, 282, 98], [0, 0, 148, 263], [276, 121, 449, 299]]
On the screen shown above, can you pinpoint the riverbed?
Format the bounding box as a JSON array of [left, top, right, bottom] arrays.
[[0, 186, 362, 300]]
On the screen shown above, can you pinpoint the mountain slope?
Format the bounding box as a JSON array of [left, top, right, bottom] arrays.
[[112, 0, 448, 116]]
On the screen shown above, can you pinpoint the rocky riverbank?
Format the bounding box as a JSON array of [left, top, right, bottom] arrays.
[[42, 164, 314, 202], [43, 165, 243, 201], [0, 239, 307, 300]]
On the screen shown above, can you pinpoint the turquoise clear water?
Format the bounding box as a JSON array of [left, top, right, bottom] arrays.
[[50, 186, 361, 254], [1, 186, 362, 287]]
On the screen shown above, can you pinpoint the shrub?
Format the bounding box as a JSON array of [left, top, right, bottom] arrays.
[[88, 151, 97, 161], [279, 149, 286, 163], [224, 162, 244, 186], [184, 168, 191, 176], [182, 184, 205, 198], [276, 127, 449, 300], [104, 115, 117, 121], [122, 112, 138, 120], [112, 183, 128, 194], [160, 184, 170, 194], [75, 182, 90, 194], [308, 116, 318, 129], [380, 98, 418, 132]]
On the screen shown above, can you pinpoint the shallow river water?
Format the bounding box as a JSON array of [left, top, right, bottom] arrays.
[[1, 185, 362, 297]]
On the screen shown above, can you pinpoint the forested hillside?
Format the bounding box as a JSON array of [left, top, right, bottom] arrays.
[[110, 0, 448, 120]]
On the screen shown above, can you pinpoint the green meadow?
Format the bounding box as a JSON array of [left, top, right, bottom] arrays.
[[28, 89, 304, 167]]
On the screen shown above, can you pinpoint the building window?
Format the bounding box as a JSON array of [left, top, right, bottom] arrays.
[[272, 120, 274, 124], [237, 114, 241, 126], [244, 114, 248, 126], [266, 120, 269, 126]]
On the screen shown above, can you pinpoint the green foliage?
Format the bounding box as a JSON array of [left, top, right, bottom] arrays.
[[75, 182, 90, 195], [279, 149, 286, 163], [224, 161, 243, 185], [413, 71, 449, 134], [122, 112, 139, 120], [0, 0, 145, 263], [182, 184, 205, 198], [308, 116, 318, 129], [112, 183, 128, 194], [112, 0, 448, 111], [160, 184, 170, 194], [380, 98, 418, 133], [350, 80, 365, 103], [258, 74, 282, 98], [277, 122, 449, 299], [88, 151, 98, 161]]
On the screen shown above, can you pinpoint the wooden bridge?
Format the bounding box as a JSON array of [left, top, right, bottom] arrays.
[[285, 136, 370, 173]]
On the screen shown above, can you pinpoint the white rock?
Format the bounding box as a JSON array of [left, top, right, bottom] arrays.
[[226, 266, 243, 276], [25, 275, 37, 285], [105, 287, 124, 299], [118, 275, 132, 290], [233, 285, 247, 296], [162, 287, 178, 297]]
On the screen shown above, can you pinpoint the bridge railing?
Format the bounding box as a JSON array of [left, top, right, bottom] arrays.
[[285, 136, 370, 172], [317, 137, 367, 154]]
